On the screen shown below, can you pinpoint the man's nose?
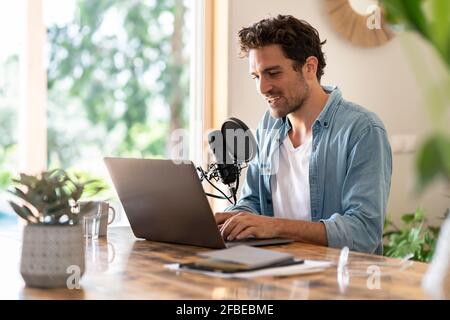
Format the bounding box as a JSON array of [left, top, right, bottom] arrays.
[[258, 77, 272, 95]]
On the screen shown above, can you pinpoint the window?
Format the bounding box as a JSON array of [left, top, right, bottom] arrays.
[[45, 0, 195, 179]]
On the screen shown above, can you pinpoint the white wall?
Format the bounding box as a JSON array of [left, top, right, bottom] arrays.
[[218, 0, 449, 224]]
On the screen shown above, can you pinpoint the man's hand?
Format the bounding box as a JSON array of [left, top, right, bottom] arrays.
[[214, 211, 237, 225], [214, 211, 328, 246], [215, 211, 280, 241]]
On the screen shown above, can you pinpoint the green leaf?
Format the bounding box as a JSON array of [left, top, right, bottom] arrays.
[[430, 0, 450, 66], [407, 226, 422, 242], [416, 133, 450, 190], [401, 213, 415, 224], [8, 202, 38, 223], [382, 0, 430, 38], [414, 207, 426, 222]]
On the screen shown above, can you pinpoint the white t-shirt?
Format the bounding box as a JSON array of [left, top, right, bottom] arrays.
[[270, 134, 312, 221]]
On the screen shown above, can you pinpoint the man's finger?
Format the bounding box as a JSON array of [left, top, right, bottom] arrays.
[[227, 220, 250, 241], [235, 226, 258, 240], [220, 215, 246, 239], [220, 217, 235, 239]]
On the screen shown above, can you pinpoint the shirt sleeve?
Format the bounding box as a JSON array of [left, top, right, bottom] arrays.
[[320, 124, 392, 254]]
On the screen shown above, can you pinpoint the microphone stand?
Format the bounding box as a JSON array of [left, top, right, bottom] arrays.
[[196, 162, 246, 205]]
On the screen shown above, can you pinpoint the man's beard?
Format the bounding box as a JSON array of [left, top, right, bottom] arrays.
[[270, 79, 310, 119]]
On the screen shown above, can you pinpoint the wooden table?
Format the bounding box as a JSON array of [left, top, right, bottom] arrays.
[[0, 226, 432, 299]]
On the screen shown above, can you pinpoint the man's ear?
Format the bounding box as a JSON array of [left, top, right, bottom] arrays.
[[303, 56, 318, 81]]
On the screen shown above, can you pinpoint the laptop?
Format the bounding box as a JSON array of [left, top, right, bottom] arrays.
[[104, 157, 293, 248]]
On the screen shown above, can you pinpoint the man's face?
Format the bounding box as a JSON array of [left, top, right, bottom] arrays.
[[249, 44, 309, 118]]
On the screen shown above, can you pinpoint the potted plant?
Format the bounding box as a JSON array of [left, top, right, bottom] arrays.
[[8, 169, 99, 288], [383, 208, 443, 262]]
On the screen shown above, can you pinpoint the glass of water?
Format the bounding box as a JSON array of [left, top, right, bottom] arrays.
[[83, 213, 101, 239]]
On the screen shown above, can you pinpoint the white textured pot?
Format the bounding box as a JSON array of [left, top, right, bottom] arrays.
[[20, 224, 85, 288]]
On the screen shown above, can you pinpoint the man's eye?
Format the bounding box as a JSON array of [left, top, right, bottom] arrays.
[[268, 72, 280, 77], [251, 75, 259, 80]]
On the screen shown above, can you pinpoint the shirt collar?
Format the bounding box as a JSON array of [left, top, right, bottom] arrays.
[[315, 85, 342, 128], [282, 85, 342, 130]]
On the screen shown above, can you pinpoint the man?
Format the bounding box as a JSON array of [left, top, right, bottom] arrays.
[[215, 15, 392, 254]]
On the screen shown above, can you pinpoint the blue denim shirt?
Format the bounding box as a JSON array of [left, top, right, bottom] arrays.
[[226, 86, 392, 254]]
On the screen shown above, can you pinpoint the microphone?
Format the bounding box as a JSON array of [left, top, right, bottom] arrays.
[[208, 130, 238, 185], [221, 117, 257, 164], [198, 117, 257, 204]]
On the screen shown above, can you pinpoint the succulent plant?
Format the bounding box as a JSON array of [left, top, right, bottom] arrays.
[[8, 169, 103, 225]]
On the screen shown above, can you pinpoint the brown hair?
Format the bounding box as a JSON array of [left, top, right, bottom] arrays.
[[238, 15, 327, 81]]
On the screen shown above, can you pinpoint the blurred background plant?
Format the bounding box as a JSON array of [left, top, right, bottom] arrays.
[[381, 0, 450, 260], [382, 0, 450, 189], [383, 208, 448, 262]]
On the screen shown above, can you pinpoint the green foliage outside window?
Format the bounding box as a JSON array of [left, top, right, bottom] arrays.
[[0, 55, 19, 191], [46, 0, 190, 168]]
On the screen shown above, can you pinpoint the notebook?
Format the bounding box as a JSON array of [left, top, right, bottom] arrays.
[[188, 245, 299, 272]]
